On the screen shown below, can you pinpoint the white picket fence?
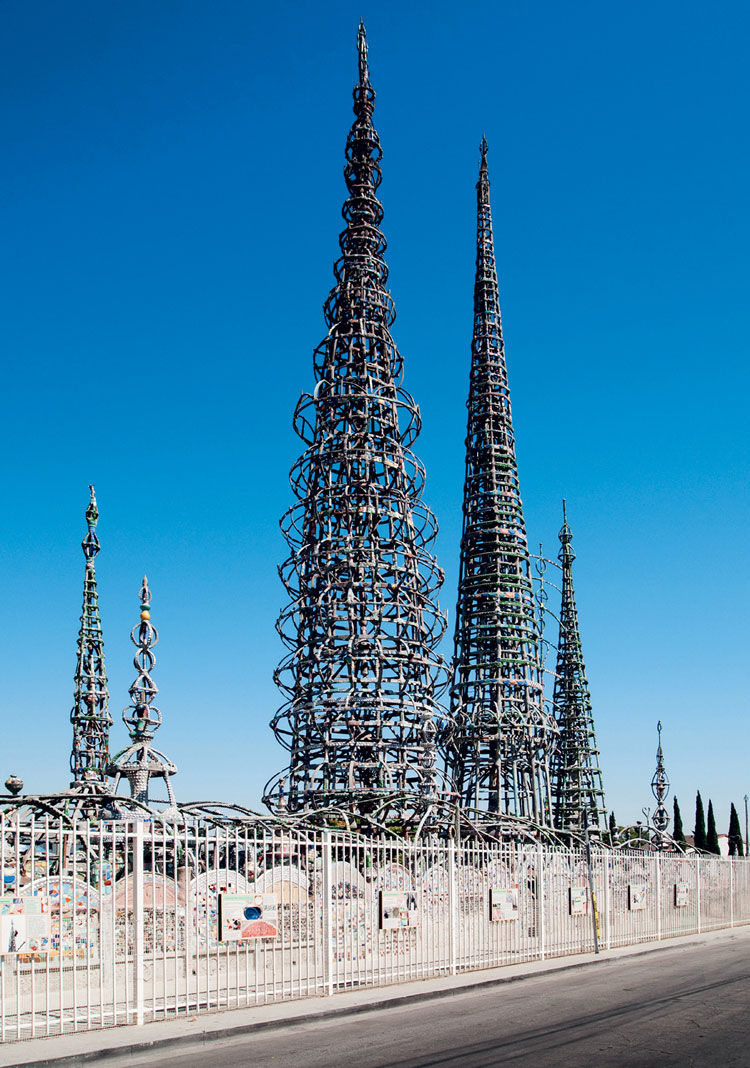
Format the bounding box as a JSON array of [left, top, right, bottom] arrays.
[[1, 816, 748, 1044]]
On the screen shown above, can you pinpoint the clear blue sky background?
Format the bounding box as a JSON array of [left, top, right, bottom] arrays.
[[2, 0, 747, 832]]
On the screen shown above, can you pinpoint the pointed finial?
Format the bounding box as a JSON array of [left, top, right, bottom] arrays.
[[140, 575, 151, 619], [357, 20, 369, 85], [82, 485, 101, 561], [558, 498, 573, 556], [86, 485, 98, 525], [478, 136, 489, 179]]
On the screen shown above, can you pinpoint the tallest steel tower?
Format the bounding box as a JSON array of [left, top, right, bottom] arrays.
[[446, 141, 556, 824], [264, 25, 448, 827]]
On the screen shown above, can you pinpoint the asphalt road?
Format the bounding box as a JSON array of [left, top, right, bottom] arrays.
[[127, 935, 750, 1068]]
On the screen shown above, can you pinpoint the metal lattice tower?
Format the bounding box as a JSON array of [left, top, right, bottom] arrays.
[[445, 140, 555, 823], [264, 23, 448, 824], [109, 577, 177, 812], [549, 501, 606, 833], [69, 485, 112, 789]]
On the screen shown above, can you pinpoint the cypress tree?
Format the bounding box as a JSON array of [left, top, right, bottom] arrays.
[[673, 797, 686, 846], [694, 791, 706, 851], [728, 803, 744, 857], [706, 799, 720, 855], [609, 811, 617, 845]]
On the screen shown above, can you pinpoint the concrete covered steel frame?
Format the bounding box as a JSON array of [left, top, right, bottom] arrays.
[[1, 816, 749, 1045]]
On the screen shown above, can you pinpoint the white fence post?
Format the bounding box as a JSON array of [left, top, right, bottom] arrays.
[[538, 844, 546, 961], [696, 855, 701, 934], [730, 859, 734, 928], [605, 849, 611, 950], [655, 854, 662, 941], [321, 831, 334, 996], [448, 841, 457, 975], [133, 822, 145, 1026]]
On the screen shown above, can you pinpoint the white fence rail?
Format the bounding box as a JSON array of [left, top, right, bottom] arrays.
[[1, 816, 749, 1044]]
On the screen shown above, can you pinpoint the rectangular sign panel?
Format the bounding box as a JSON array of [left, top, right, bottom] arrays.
[[218, 892, 278, 941], [489, 886, 519, 921], [628, 884, 648, 911], [0, 896, 50, 955], [569, 886, 589, 916], [379, 890, 419, 929], [674, 883, 689, 908]]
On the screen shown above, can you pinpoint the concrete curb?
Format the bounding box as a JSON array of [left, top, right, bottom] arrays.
[[2, 933, 724, 1068]]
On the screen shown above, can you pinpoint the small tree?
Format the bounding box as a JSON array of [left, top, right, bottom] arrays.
[[706, 799, 721, 855], [673, 797, 686, 847], [728, 803, 744, 857], [694, 791, 707, 851], [609, 811, 617, 845]]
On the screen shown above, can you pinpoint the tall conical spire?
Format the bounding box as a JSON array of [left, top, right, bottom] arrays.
[[549, 501, 606, 833], [264, 24, 448, 828], [109, 576, 177, 812], [445, 140, 555, 824], [70, 485, 112, 788]]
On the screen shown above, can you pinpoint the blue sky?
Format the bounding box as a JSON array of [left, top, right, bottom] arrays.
[[1, 0, 748, 832]]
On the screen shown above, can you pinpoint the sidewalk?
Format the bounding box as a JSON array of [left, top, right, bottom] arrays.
[[2, 925, 748, 1068]]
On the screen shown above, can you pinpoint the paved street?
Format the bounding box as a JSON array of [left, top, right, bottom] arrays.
[[120, 933, 750, 1068]]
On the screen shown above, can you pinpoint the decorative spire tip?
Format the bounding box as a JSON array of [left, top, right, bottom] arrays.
[[357, 20, 369, 84]]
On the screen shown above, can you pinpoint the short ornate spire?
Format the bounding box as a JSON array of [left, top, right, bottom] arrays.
[[264, 24, 448, 828], [109, 576, 177, 812], [651, 720, 670, 834], [124, 577, 161, 742], [549, 501, 607, 833], [69, 485, 112, 788], [445, 141, 556, 824]]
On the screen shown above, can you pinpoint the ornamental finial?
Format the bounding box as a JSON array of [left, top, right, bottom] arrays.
[[82, 484, 100, 562], [558, 498, 574, 559], [357, 20, 369, 85], [478, 137, 489, 185]]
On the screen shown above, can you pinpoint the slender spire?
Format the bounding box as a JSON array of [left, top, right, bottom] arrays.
[[445, 141, 555, 824], [549, 501, 607, 833], [109, 576, 177, 811], [70, 485, 112, 788], [264, 24, 448, 828]]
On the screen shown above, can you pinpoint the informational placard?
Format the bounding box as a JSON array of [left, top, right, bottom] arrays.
[[569, 886, 589, 916], [489, 886, 519, 921], [628, 884, 648, 911], [674, 883, 689, 908], [0, 896, 50, 955], [379, 890, 419, 930], [218, 893, 278, 941]]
